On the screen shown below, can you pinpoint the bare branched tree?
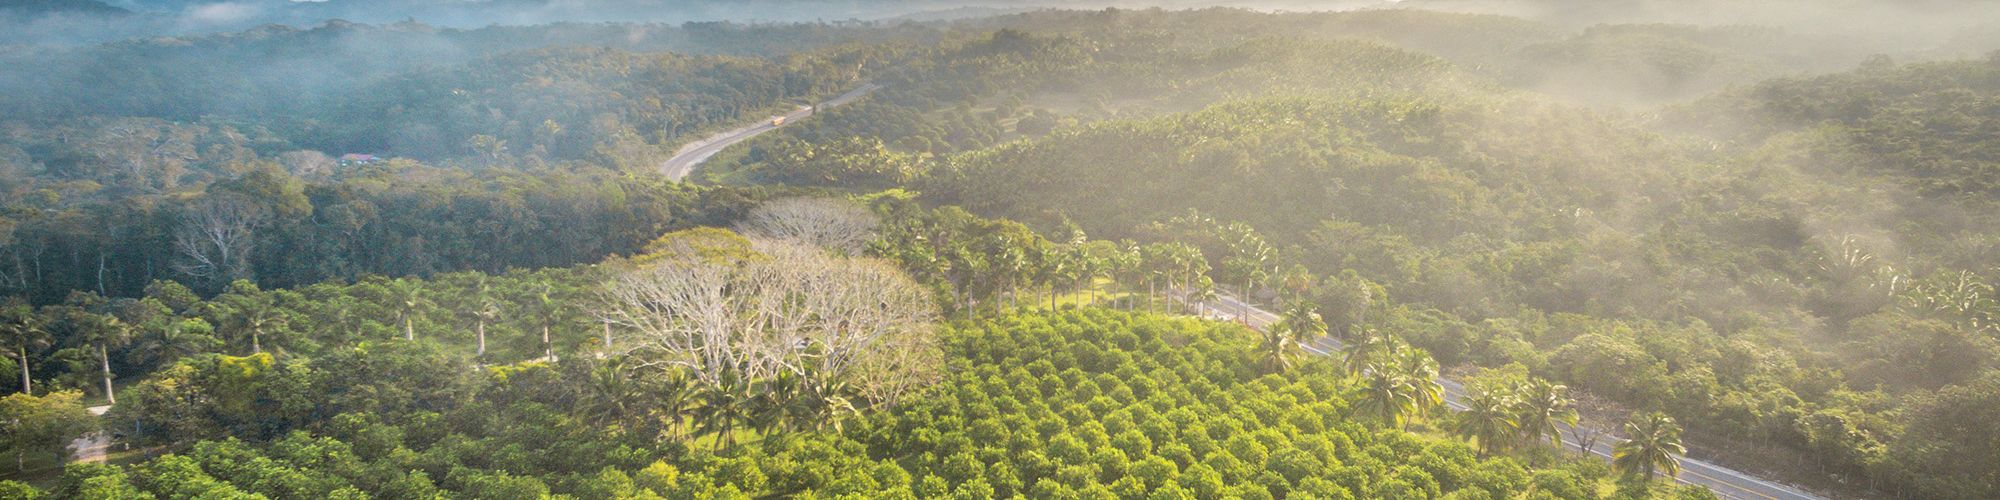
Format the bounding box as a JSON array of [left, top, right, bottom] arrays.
[[277, 150, 337, 180], [603, 239, 938, 407], [172, 196, 269, 288], [737, 197, 880, 255]]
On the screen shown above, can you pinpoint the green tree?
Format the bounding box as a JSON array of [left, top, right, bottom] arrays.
[[1354, 363, 1416, 429], [528, 285, 562, 361], [694, 369, 754, 451], [1260, 300, 1326, 373], [126, 297, 220, 372], [1453, 388, 1519, 456], [0, 300, 49, 394], [0, 390, 95, 472], [1188, 276, 1217, 316], [1613, 412, 1686, 481], [213, 281, 288, 355], [65, 300, 132, 405], [1513, 379, 1578, 450], [1255, 325, 1297, 374], [460, 277, 502, 359], [1342, 331, 1392, 376], [658, 368, 696, 440], [1277, 300, 1328, 343], [1397, 347, 1445, 423], [385, 279, 430, 342]]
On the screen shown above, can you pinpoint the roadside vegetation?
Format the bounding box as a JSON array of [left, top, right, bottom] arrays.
[[0, 5, 1996, 499]]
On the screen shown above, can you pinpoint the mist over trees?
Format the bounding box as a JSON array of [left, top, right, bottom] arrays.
[[0, 2, 1997, 499]]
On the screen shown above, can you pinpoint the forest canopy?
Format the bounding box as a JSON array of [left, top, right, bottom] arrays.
[[2, 3, 1998, 500]]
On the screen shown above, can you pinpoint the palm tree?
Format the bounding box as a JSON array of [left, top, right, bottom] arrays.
[[992, 242, 1027, 309], [694, 369, 754, 450], [1068, 244, 1103, 306], [1255, 326, 1296, 374], [658, 368, 696, 440], [1223, 229, 1275, 318], [386, 279, 430, 342], [1397, 347, 1445, 422], [1353, 363, 1416, 428], [1188, 276, 1218, 316], [1256, 300, 1326, 374], [0, 300, 49, 394], [583, 357, 640, 427], [1513, 379, 1578, 449], [1342, 330, 1392, 376], [1031, 243, 1068, 310], [312, 296, 363, 345], [1276, 300, 1327, 343], [218, 291, 288, 355], [461, 280, 501, 359], [1111, 242, 1142, 310], [530, 285, 562, 362], [798, 377, 858, 433], [1453, 388, 1519, 456], [70, 309, 132, 405], [132, 317, 219, 369], [1613, 412, 1686, 480], [1172, 243, 1209, 313], [749, 371, 802, 436]]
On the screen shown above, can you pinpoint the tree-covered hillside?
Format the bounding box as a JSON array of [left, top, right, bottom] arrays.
[[722, 18, 2000, 498], [2, 5, 1998, 500]]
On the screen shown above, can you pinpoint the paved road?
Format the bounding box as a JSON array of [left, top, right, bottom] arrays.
[[658, 82, 884, 181], [68, 405, 111, 463], [1204, 294, 1825, 500]]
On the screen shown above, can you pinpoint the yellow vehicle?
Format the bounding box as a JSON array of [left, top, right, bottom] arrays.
[[771, 116, 786, 126]]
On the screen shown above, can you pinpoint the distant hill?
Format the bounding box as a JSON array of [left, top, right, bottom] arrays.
[[0, 0, 131, 16]]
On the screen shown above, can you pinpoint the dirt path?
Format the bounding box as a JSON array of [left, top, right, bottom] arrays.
[[67, 405, 111, 463]]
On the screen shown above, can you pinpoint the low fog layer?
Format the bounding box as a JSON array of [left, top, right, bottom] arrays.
[[8, 0, 1995, 52]]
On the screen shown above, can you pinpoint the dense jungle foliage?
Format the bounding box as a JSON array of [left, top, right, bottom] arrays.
[[2, 5, 1998, 499]]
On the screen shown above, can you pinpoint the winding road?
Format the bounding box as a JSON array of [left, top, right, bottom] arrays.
[[659, 82, 884, 181], [652, 77, 1822, 499], [1203, 294, 1826, 500]]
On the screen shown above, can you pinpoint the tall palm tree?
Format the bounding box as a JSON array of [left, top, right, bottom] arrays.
[[1255, 326, 1296, 374], [749, 370, 802, 436], [1613, 412, 1686, 480], [1188, 276, 1218, 316], [1513, 379, 1578, 449], [70, 309, 132, 405], [462, 280, 501, 359], [1353, 363, 1416, 429], [658, 368, 696, 440], [1277, 300, 1327, 344], [1112, 242, 1142, 310], [694, 369, 754, 450], [219, 292, 288, 355], [1453, 389, 1520, 457], [1069, 244, 1103, 307], [798, 377, 858, 433], [1397, 347, 1445, 422], [1342, 330, 1392, 376], [530, 285, 562, 362], [387, 279, 430, 342], [1032, 243, 1068, 310], [0, 301, 49, 394], [1223, 230, 1275, 318], [1172, 243, 1209, 313], [583, 357, 641, 427], [1141, 244, 1170, 313], [132, 317, 219, 369], [992, 242, 1027, 309]]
